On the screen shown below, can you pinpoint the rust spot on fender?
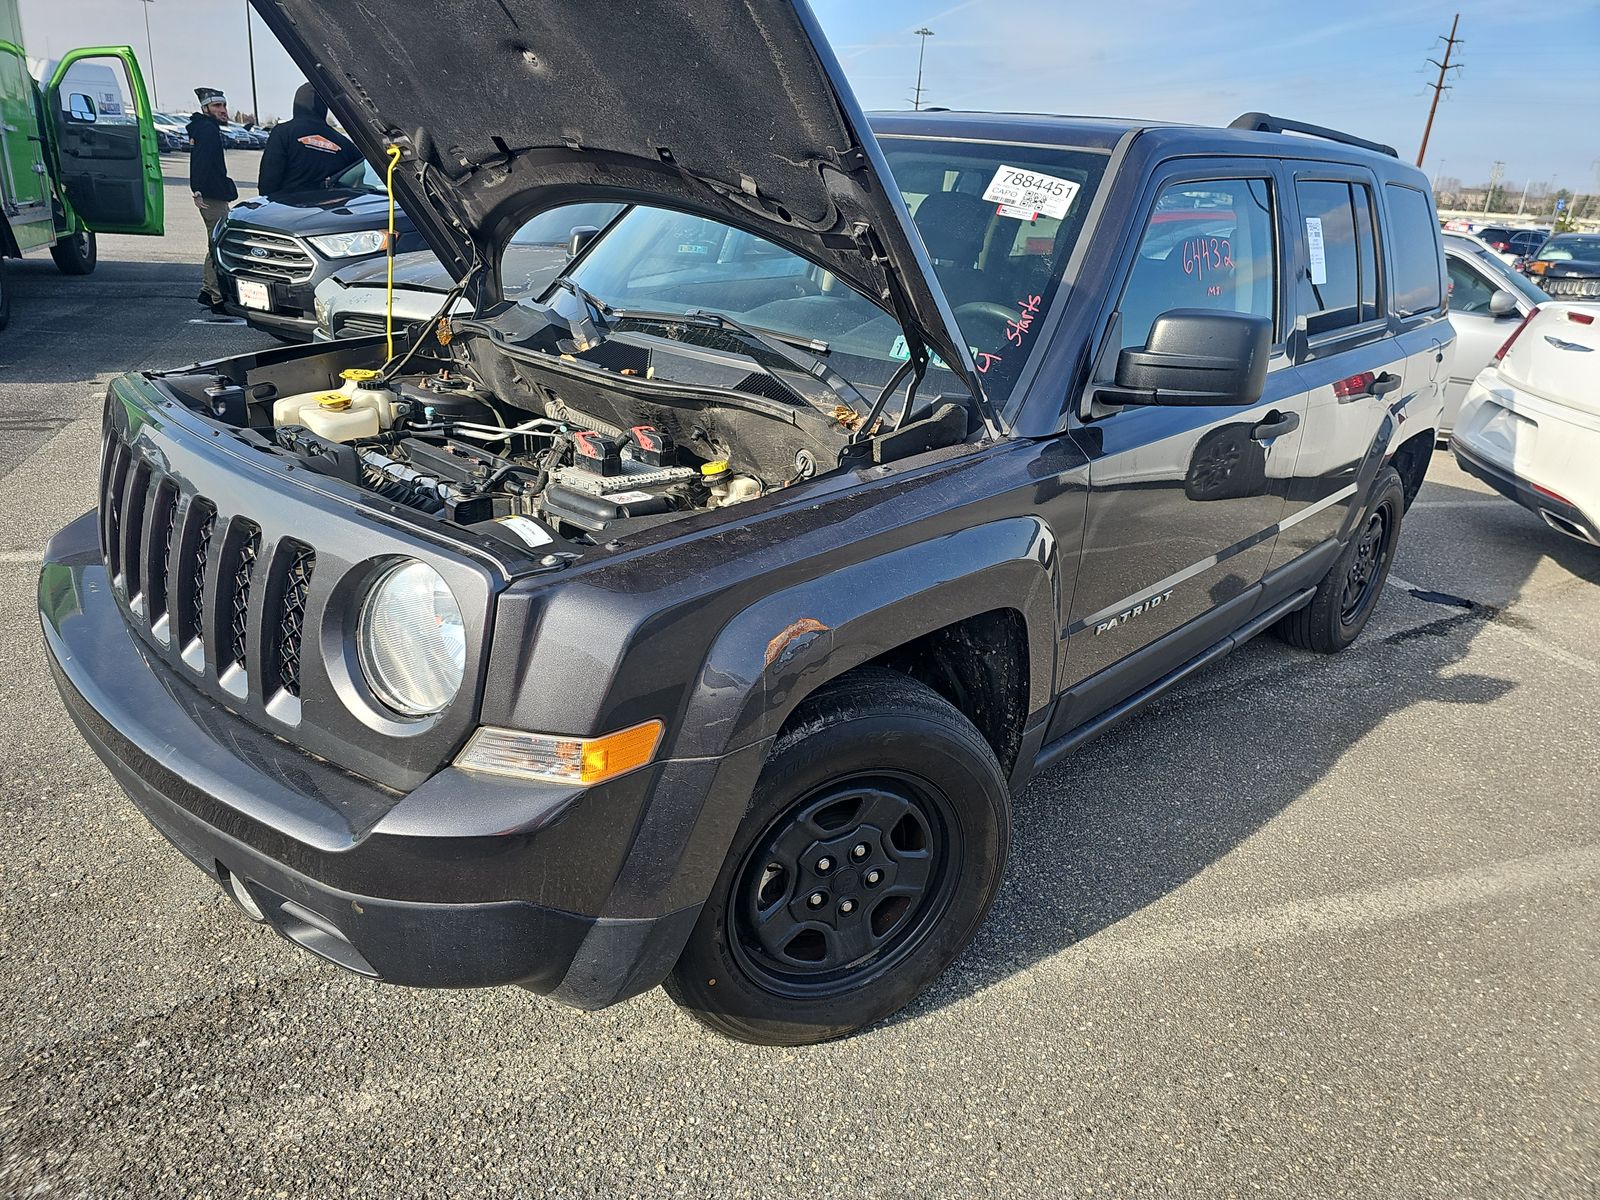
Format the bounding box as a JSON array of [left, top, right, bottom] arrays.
[[764, 617, 830, 669]]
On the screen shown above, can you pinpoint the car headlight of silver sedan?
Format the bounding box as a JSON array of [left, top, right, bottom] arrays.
[[358, 560, 466, 717], [308, 229, 391, 258]]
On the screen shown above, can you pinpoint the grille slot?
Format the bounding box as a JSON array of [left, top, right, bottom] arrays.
[[103, 441, 131, 583], [146, 482, 179, 627], [225, 521, 262, 673], [1540, 277, 1600, 298], [273, 543, 316, 700], [119, 462, 151, 606], [217, 226, 315, 284]]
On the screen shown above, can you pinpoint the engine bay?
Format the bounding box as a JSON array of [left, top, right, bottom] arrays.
[[153, 308, 974, 554]]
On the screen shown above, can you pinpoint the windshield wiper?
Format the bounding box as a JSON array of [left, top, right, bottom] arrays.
[[609, 308, 866, 413], [551, 276, 613, 320]]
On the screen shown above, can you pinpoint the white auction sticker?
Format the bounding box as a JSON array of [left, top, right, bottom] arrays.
[[1305, 216, 1328, 286], [982, 166, 1081, 220], [497, 515, 553, 548], [605, 490, 656, 505]]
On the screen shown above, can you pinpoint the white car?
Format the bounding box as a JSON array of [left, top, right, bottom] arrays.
[[1442, 232, 1547, 436], [1451, 302, 1600, 545]]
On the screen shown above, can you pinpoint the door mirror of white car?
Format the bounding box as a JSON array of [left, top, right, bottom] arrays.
[[1489, 290, 1519, 318]]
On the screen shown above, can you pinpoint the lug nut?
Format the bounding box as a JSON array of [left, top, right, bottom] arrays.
[[816, 856, 833, 873], [865, 869, 883, 886], [852, 843, 869, 860], [839, 899, 855, 914], [807, 892, 825, 909]]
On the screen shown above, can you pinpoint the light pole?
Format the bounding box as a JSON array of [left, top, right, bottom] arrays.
[[244, 0, 259, 121], [1483, 160, 1504, 216], [138, 0, 160, 110], [911, 27, 934, 111]]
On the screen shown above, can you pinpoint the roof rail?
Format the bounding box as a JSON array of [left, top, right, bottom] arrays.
[[1228, 112, 1398, 159]]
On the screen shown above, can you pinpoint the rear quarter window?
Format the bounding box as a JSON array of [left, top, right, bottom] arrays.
[[1384, 184, 1445, 316]]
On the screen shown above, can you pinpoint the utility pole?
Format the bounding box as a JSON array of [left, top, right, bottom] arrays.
[[1516, 177, 1531, 216], [1484, 160, 1504, 216], [244, 0, 259, 121], [910, 27, 934, 111], [1416, 13, 1462, 168], [138, 0, 160, 110]]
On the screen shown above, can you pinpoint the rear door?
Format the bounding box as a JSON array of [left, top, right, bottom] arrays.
[[0, 40, 54, 247], [1051, 164, 1306, 735], [1269, 166, 1424, 567], [44, 47, 163, 235]]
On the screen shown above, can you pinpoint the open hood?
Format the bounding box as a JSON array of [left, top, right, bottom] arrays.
[[247, 0, 979, 394]]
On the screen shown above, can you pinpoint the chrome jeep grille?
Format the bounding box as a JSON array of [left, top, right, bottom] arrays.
[[217, 226, 315, 284], [1538, 276, 1600, 299]]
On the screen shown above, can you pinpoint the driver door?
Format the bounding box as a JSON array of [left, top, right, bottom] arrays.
[[45, 48, 164, 235]]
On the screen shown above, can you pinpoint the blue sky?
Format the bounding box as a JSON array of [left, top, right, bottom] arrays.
[[20, 0, 1600, 191]]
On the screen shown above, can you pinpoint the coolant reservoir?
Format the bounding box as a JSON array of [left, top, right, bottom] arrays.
[[272, 369, 394, 442]]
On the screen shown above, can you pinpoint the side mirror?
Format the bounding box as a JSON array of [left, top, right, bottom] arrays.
[[1100, 309, 1271, 408], [1489, 289, 1518, 318], [66, 93, 97, 124], [567, 225, 600, 257]]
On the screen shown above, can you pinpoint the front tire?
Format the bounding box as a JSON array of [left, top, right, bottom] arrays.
[[1276, 466, 1405, 653], [0, 257, 10, 331], [664, 667, 1011, 1045], [50, 230, 97, 275]]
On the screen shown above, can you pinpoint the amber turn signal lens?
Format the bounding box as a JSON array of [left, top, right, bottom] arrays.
[[455, 720, 664, 786]]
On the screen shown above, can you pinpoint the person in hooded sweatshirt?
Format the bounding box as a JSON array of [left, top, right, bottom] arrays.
[[188, 87, 237, 311], [258, 83, 362, 197]]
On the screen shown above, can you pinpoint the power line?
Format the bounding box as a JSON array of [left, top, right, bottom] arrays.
[[1416, 12, 1462, 168]]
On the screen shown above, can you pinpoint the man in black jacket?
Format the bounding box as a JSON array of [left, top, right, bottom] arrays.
[[188, 87, 237, 311], [258, 84, 362, 197]]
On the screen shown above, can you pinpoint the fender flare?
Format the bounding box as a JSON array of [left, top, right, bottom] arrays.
[[670, 514, 1060, 761]]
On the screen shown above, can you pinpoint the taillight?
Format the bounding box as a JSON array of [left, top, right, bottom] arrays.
[[1488, 241, 1511, 252], [1494, 307, 1539, 362], [1569, 310, 1595, 326]]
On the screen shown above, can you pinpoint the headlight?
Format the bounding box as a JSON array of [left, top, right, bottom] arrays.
[[308, 229, 391, 258], [357, 560, 465, 716], [313, 290, 333, 335]]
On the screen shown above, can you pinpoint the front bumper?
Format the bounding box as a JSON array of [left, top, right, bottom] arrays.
[[217, 267, 319, 340], [40, 512, 704, 1007]]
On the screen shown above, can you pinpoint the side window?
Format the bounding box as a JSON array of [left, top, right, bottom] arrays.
[[1445, 258, 1496, 314], [1294, 180, 1379, 336], [1117, 177, 1276, 352], [1385, 184, 1445, 316]]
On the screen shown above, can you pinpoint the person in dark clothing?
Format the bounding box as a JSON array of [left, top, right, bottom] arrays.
[[258, 83, 362, 197], [188, 87, 237, 311]]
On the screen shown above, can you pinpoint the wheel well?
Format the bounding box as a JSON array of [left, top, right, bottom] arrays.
[[860, 608, 1030, 774], [1390, 431, 1434, 511], [0, 215, 19, 259]]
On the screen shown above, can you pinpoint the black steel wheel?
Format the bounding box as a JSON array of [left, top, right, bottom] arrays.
[[665, 667, 1010, 1045], [1275, 466, 1405, 654], [729, 772, 962, 997]]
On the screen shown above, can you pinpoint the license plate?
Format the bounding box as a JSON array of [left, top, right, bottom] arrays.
[[236, 278, 271, 311]]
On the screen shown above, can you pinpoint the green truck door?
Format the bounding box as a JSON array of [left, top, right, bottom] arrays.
[[45, 47, 163, 236]]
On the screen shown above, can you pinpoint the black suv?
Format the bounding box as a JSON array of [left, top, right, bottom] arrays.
[[40, 0, 1450, 1045], [215, 160, 428, 340]]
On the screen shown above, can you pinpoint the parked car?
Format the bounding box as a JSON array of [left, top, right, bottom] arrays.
[[213, 159, 427, 340], [151, 111, 191, 153], [40, 0, 1450, 1046], [1441, 232, 1547, 436], [1473, 225, 1550, 265], [312, 201, 625, 341], [1522, 233, 1600, 301], [1452, 302, 1600, 545]]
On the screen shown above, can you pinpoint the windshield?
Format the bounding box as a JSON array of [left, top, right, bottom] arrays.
[[554, 138, 1109, 405], [1537, 236, 1600, 262]]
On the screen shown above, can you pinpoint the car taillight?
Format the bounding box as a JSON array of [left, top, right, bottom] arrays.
[[1488, 241, 1511, 252], [1493, 307, 1538, 362], [1569, 310, 1595, 326]]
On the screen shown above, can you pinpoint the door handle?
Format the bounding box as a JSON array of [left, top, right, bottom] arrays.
[[1369, 371, 1401, 396], [1251, 410, 1300, 442]]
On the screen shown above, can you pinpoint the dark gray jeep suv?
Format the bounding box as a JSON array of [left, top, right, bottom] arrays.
[[40, 0, 1450, 1044]]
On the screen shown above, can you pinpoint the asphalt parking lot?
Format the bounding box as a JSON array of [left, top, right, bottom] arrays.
[[1, 151, 1597, 1199]]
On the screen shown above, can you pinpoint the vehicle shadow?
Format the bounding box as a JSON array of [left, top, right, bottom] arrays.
[[894, 476, 1600, 1024]]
